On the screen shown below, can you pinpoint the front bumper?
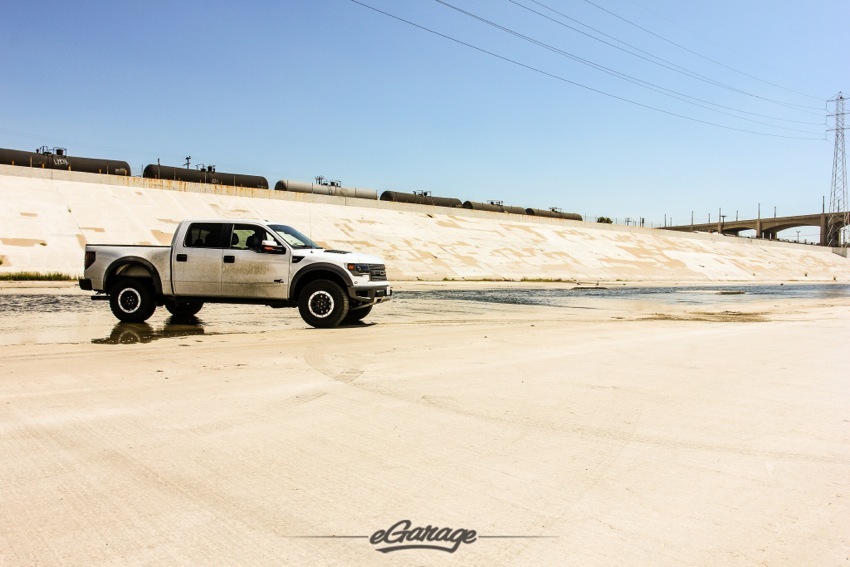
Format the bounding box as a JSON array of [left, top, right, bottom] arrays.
[[348, 284, 392, 305]]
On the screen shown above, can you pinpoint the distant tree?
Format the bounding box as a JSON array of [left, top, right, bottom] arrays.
[[597, 216, 613, 224]]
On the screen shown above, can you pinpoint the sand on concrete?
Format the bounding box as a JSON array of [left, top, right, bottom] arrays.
[[0, 285, 848, 565]]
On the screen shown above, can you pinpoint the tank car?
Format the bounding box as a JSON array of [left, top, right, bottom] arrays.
[[463, 201, 527, 215], [143, 164, 268, 189], [526, 208, 582, 221], [380, 190, 462, 208], [0, 146, 131, 176], [275, 179, 378, 199]]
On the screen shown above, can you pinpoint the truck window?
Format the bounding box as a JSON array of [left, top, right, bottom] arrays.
[[230, 224, 277, 251], [268, 224, 321, 249], [184, 223, 227, 248]]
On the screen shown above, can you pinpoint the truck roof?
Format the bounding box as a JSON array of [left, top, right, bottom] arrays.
[[178, 219, 279, 224]]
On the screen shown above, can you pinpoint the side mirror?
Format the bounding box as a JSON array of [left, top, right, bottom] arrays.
[[260, 239, 286, 254]]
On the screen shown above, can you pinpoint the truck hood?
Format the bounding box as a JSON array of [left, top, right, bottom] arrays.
[[297, 249, 385, 265]]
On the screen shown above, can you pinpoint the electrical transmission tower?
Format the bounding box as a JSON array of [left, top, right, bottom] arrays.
[[827, 92, 848, 247]]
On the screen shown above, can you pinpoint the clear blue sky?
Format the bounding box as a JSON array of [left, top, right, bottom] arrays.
[[1, 1, 847, 240]]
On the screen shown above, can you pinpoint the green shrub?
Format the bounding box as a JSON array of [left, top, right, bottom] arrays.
[[0, 272, 77, 281]]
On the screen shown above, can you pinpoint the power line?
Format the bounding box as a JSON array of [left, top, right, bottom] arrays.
[[511, 0, 825, 117], [435, 0, 823, 135], [512, 0, 826, 119], [621, 0, 810, 85], [577, 0, 824, 106], [350, 1, 824, 140]]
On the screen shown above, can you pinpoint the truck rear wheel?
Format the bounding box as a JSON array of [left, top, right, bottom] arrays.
[[298, 279, 349, 328], [110, 278, 156, 323]]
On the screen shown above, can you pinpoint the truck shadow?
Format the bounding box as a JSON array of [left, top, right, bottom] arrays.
[[338, 321, 378, 328], [92, 317, 206, 344]]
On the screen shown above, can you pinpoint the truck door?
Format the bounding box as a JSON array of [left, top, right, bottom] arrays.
[[172, 222, 227, 296], [221, 223, 291, 299]]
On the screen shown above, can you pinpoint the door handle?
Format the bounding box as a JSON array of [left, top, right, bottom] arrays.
[[223, 255, 235, 264], [176, 254, 188, 262]]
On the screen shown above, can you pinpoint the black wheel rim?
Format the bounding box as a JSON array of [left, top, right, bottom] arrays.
[[307, 290, 334, 318], [118, 289, 141, 313]]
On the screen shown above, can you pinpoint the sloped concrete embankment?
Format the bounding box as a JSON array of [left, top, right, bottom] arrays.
[[0, 165, 847, 282]]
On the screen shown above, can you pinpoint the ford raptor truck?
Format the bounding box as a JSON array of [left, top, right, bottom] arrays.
[[79, 219, 392, 328]]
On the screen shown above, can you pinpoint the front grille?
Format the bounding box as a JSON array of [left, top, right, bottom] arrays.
[[369, 264, 387, 281]]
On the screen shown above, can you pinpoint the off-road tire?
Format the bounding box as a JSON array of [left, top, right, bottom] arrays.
[[109, 278, 156, 323], [298, 279, 349, 328]]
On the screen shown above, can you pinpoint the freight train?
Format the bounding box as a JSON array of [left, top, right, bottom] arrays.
[[0, 145, 582, 221]]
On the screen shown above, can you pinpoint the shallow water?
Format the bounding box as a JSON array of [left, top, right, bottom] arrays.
[[402, 284, 850, 307], [0, 284, 847, 346], [0, 297, 291, 346]]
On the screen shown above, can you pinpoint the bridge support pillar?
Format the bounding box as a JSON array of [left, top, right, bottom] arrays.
[[820, 213, 828, 246]]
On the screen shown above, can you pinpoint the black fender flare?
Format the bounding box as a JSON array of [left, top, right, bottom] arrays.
[[104, 257, 164, 296], [290, 263, 353, 299]]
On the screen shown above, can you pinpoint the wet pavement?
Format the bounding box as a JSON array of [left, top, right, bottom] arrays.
[[1, 284, 847, 347], [0, 297, 290, 347], [404, 284, 850, 306]]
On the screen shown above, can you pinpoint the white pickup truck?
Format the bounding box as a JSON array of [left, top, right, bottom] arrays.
[[79, 219, 392, 328]]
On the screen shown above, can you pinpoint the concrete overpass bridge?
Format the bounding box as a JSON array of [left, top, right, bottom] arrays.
[[664, 212, 848, 246]]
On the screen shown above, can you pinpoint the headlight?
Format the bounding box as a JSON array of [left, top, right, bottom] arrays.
[[346, 263, 370, 276]]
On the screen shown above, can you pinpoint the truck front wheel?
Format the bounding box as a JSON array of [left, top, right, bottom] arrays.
[[298, 279, 349, 328], [110, 278, 156, 323]]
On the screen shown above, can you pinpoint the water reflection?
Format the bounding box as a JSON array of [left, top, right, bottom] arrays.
[[93, 316, 206, 344], [403, 284, 850, 307]]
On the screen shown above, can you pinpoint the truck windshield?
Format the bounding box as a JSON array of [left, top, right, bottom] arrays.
[[268, 224, 322, 249]]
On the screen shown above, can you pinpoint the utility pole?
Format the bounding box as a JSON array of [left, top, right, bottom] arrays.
[[827, 92, 848, 246]]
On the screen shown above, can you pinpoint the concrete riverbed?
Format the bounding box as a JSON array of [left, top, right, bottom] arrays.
[[1, 282, 848, 565]]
